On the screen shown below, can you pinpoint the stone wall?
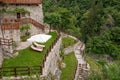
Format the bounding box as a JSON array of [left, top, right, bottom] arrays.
[[42, 37, 61, 76], [0, 29, 20, 42], [0, 4, 43, 23], [29, 24, 44, 36]]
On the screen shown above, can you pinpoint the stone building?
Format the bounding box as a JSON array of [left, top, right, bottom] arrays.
[[0, 0, 44, 42], [0, 0, 46, 54], [0, 0, 45, 65], [0, 0, 61, 78]]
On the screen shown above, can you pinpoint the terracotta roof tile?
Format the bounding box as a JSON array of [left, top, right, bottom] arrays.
[[0, 0, 42, 4]]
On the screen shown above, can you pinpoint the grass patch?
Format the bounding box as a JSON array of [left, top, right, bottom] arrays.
[[85, 56, 103, 73], [62, 37, 77, 48], [2, 31, 58, 67], [60, 52, 77, 80]]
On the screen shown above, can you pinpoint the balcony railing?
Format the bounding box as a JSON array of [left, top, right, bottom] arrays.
[[0, 18, 45, 30]]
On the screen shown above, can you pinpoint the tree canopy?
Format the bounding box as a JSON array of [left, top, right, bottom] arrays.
[[43, 0, 120, 58]]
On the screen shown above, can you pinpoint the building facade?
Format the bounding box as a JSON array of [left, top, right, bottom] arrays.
[[0, 0, 44, 42]]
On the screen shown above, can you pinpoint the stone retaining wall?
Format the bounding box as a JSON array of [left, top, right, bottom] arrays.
[[42, 37, 61, 76]]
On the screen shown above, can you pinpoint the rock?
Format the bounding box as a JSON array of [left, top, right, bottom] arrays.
[[61, 62, 66, 68]]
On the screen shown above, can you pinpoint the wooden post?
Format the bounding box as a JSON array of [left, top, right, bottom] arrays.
[[42, 60, 44, 68], [28, 67, 30, 76], [40, 66, 42, 75], [0, 68, 2, 79], [14, 67, 17, 77]]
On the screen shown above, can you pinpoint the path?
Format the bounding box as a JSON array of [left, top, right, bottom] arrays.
[[61, 33, 90, 80], [16, 42, 32, 50], [74, 41, 90, 80]]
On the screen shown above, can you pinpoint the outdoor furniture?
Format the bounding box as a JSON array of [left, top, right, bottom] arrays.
[[31, 45, 43, 52], [31, 42, 45, 52], [33, 42, 45, 47]]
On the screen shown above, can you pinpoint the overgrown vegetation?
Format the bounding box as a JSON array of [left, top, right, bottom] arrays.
[[20, 24, 31, 41], [43, 0, 120, 79], [86, 57, 120, 80], [0, 8, 30, 13], [62, 36, 77, 48]]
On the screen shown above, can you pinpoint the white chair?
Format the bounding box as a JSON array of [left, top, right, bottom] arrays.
[[31, 45, 43, 52], [33, 42, 45, 47]]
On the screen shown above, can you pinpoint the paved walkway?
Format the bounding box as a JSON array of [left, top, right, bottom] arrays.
[[16, 42, 32, 50]]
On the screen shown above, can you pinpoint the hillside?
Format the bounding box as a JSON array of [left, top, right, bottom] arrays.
[[43, 0, 120, 79]]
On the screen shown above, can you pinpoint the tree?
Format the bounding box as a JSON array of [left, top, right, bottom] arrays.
[[81, 0, 105, 43], [20, 24, 30, 36]]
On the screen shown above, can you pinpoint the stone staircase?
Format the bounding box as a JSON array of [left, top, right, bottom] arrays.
[[20, 18, 45, 30], [74, 42, 90, 80]]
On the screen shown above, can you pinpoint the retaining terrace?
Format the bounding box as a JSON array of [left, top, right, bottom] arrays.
[[0, 32, 61, 79]]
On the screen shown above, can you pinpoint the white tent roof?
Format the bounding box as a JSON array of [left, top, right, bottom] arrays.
[[27, 34, 52, 43]]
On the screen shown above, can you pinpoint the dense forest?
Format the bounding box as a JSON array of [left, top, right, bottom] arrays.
[[43, 0, 120, 79]]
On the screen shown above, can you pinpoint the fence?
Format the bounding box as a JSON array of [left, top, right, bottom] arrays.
[[0, 66, 42, 78], [41, 33, 60, 68]]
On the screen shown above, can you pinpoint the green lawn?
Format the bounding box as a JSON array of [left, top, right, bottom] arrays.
[[62, 36, 77, 48], [60, 52, 77, 80], [2, 31, 58, 67]]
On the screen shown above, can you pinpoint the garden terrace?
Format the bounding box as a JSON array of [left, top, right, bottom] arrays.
[[1, 31, 60, 77]]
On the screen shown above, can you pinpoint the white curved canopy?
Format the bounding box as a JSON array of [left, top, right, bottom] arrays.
[[27, 34, 52, 43]]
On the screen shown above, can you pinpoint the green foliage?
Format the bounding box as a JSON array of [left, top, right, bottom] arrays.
[[20, 24, 30, 32], [62, 37, 77, 48], [11, 8, 30, 13], [0, 8, 30, 13], [43, 0, 78, 34], [20, 24, 31, 40], [104, 63, 120, 80], [43, 1, 120, 78], [60, 52, 77, 80], [12, 41, 18, 50], [86, 27, 120, 58], [20, 36, 29, 42], [44, 7, 76, 32], [86, 55, 120, 80]]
